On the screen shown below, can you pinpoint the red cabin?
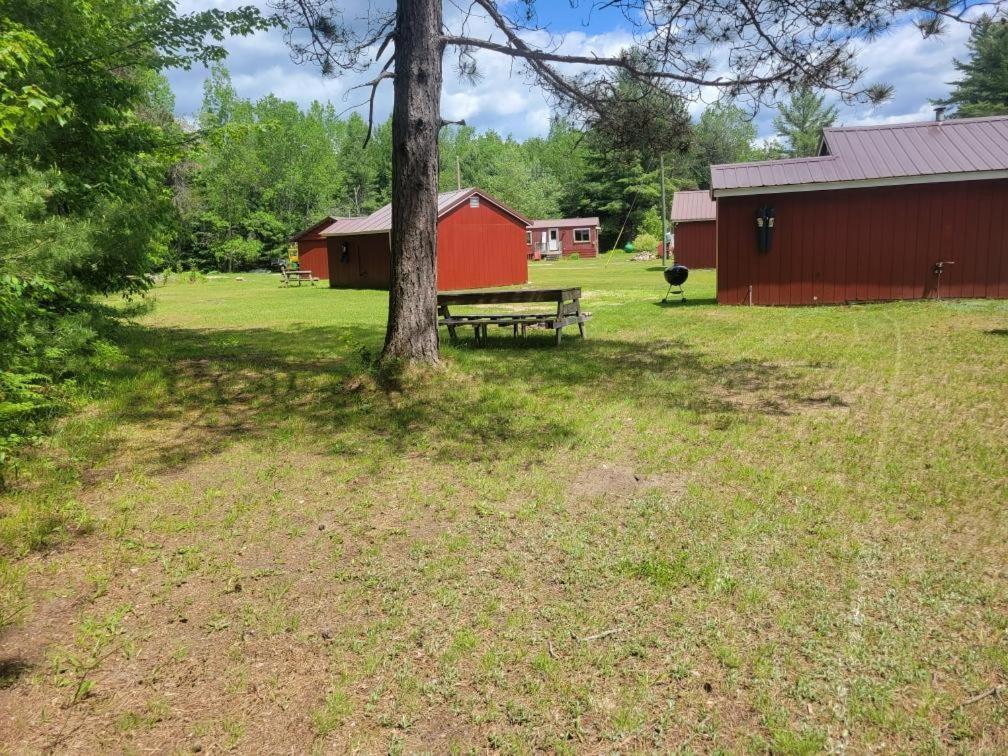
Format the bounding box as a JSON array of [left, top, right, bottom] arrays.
[[290, 217, 339, 279], [712, 115, 1008, 305], [320, 188, 530, 291], [527, 218, 601, 258], [669, 190, 717, 268]]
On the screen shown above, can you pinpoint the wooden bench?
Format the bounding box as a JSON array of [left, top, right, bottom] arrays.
[[437, 287, 590, 346], [281, 269, 319, 287]]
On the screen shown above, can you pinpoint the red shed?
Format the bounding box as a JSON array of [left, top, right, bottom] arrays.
[[291, 216, 345, 280], [320, 188, 529, 291], [669, 190, 717, 268], [527, 218, 601, 258], [712, 115, 1008, 305]]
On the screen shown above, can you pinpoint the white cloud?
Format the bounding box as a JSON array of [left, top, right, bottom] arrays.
[[167, 2, 977, 142]]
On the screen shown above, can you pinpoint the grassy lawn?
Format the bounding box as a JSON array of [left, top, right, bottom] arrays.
[[1, 258, 1006, 752]]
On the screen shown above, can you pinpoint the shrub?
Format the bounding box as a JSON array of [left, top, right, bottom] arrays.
[[632, 233, 659, 253], [639, 207, 664, 239], [568, 252, 580, 260]]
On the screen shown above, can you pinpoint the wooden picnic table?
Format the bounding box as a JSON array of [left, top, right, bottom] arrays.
[[281, 269, 319, 287], [437, 287, 590, 345]]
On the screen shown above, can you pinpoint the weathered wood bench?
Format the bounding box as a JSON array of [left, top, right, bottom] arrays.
[[437, 287, 590, 345], [281, 269, 319, 287]]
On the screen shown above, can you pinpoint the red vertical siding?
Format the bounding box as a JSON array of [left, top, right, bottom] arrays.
[[717, 179, 1008, 305], [326, 233, 391, 289], [297, 238, 329, 279], [672, 221, 717, 268], [437, 200, 528, 290], [325, 198, 529, 291]]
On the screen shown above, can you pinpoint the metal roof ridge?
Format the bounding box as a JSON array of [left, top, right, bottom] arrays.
[[712, 154, 840, 171], [822, 113, 1008, 134]]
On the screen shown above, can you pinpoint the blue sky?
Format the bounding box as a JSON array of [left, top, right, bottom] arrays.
[[168, 1, 975, 141]]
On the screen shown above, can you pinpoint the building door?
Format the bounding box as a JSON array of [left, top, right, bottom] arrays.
[[548, 228, 559, 251]]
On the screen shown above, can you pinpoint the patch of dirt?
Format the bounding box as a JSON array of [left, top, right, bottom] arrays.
[[569, 463, 684, 501]]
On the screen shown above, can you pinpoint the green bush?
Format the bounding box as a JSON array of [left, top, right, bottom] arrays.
[[632, 233, 659, 253], [568, 252, 580, 260], [639, 207, 664, 240]]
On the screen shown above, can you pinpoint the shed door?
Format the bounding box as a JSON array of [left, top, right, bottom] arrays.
[[548, 228, 559, 251]]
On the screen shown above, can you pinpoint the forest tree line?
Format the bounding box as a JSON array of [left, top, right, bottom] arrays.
[[172, 67, 841, 269]]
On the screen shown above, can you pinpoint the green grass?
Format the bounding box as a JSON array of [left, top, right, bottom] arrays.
[[1, 258, 1006, 751]]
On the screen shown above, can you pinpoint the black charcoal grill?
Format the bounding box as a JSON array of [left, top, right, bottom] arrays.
[[662, 264, 689, 303]]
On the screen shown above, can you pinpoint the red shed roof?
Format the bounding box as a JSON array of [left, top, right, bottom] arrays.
[[320, 188, 529, 236], [528, 217, 600, 229], [291, 216, 336, 242], [712, 114, 1008, 196], [670, 190, 716, 222]]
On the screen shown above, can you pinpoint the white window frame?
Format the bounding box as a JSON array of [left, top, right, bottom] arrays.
[[525, 231, 532, 245], [469, 196, 479, 208], [573, 227, 591, 243]]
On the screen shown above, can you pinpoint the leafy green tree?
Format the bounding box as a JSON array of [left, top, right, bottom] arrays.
[[939, 15, 1008, 117], [578, 148, 661, 250], [772, 87, 839, 157], [0, 23, 68, 141], [212, 237, 263, 272], [683, 102, 757, 188], [0, 0, 271, 478], [639, 207, 664, 240]]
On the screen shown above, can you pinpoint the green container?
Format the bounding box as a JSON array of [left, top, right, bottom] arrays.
[[624, 242, 635, 253]]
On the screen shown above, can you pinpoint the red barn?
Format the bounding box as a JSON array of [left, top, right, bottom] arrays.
[[527, 218, 601, 258], [712, 115, 1008, 305], [320, 188, 529, 291], [669, 190, 717, 268], [290, 217, 336, 279]]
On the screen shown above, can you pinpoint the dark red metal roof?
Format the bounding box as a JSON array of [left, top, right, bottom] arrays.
[[320, 188, 530, 236], [670, 190, 716, 222], [528, 217, 600, 229], [712, 115, 1008, 195], [290, 216, 337, 242]]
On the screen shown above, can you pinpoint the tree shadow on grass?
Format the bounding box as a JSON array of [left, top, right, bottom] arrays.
[[92, 321, 804, 477]]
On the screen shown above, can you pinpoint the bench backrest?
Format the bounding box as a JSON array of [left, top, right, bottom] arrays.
[[437, 288, 580, 306]]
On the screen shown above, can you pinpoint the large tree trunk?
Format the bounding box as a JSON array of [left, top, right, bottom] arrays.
[[382, 0, 443, 363]]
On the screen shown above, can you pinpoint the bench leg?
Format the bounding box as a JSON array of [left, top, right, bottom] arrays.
[[447, 325, 457, 342], [513, 323, 518, 338], [578, 320, 586, 338], [555, 328, 562, 345]]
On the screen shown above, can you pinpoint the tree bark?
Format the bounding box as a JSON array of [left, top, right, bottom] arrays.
[[382, 0, 443, 363]]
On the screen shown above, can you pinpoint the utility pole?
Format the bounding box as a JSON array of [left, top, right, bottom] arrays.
[[659, 153, 669, 265], [455, 155, 461, 191]]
